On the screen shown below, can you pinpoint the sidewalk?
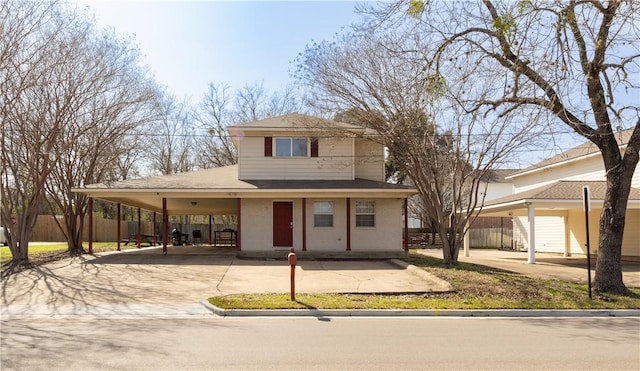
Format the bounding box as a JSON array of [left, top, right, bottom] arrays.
[[415, 248, 640, 288]]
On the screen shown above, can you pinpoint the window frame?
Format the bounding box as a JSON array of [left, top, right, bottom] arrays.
[[313, 201, 334, 228], [355, 200, 375, 227], [274, 137, 308, 158]]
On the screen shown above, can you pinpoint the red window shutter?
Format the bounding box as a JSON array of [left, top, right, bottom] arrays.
[[310, 137, 319, 157], [264, 137, 272, 157]]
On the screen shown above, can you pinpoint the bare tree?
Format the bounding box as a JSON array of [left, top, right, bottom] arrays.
[[296, 27, 543, 265], [43, 25, 157, 254], [145, 93, 195, 175], [0, 0, 76, 265], [1, 0, 157, 261], [194, 82, 303, 169], [365, 0, 639, 294], [194, 82, 237, 168], [234, 82, 268, 123]]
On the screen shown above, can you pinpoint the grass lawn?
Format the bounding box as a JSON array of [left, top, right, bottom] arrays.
[[0, 242, 134, 265], [209, 252, 640, 310]]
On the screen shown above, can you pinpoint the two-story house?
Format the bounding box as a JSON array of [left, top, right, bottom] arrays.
[[470, 129, 640, 262], [76, 114, 416, 257]]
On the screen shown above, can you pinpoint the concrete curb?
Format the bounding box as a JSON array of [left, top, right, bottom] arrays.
[[388, 259, 453, 292], [201, 300, 640, 318]]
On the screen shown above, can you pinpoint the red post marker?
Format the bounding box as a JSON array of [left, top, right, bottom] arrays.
[[288, 247, 297, 301]]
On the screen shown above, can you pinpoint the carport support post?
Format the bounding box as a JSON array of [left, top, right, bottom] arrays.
[[137, 207, 142, 249], [117, 203, 121, 251], [236, 198, 241, 251], [302, 198, 307, 251], [208, 215, 212, 245], [464, 219, 470, 257], [162, 198, 168, 254], [346, 197, 351, 251], [527, 203, 536, 264], [88, 197, 93, 254], [153, 212, 157, 245], [403, 198, 408, 251]]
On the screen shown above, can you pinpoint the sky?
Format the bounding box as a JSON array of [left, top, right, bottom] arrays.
[[79, 0, 363, 102]]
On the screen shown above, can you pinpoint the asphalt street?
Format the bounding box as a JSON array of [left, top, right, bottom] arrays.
[[2, 317, 638, 370]]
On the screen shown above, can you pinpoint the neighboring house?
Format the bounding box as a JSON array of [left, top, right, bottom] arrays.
[[471, 129, 640, 262], [469, 169, 519, 249], [75, 114, 416, 257], [478, 169, 517, 202]]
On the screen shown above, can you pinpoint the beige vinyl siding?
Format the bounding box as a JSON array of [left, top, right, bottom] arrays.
[[239, 199, 274, 251], [567, 209, 603, 256], [512, 209, 640, 257], [241, 197, 405, 252], [354, 139, 384, 182], [306, 198, 348, 251], [480, 183, 514, 202], [240, 198, 304, 251], [622, 210, 640, 256], [304, 197, 404, 251], [569, 208, 640, 257], [533, 216, 566, 254], [350, 198, 403, 251], [632, 162, 640, 189], [513, 156, 605, 192], [238, 136, 354, 180], [514, 214, 570, 254]]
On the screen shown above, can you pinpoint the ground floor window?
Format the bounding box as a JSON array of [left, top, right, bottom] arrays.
[[314, 201, 334, 227], [355, 200, 375, 227]]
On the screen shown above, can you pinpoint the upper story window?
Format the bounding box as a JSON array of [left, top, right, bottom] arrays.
[[264, 137, 318, 158], [275, 137, 308, 157]]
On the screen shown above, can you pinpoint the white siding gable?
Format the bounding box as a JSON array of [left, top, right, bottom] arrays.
[[354, 138, 384, 182], [512, 155, 606, 192], [238, 136, 355, 180]]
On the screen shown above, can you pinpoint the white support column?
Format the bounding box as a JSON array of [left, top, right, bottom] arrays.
[[564, 214, 571, 257], [527, 204, 536, 264], [463, 219, 470, 257]]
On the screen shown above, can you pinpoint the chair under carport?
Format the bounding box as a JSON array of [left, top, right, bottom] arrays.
[[192, 230, 202, 244]]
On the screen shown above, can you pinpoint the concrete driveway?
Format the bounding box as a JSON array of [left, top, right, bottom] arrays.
[[0, 246, 448, 312]]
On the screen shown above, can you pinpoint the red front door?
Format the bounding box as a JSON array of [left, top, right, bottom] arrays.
[[273, 201, 293, 247]]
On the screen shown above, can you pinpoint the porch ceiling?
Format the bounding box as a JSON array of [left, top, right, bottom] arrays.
[[92, 195, 238, 215]]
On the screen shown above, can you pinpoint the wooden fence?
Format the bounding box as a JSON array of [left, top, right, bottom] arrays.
[[469, 228, 513, 249], [407, 228, 512, 249], [30, 215, 235, 243], [32, 214, 510, 247]]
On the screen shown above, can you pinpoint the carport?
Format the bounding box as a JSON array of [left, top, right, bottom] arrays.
[[73, 166, 246, 254], [466, 180, 640, 263], [74, 164, 415, 256]]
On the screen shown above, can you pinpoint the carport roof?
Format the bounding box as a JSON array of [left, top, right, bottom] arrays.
[[76, 165, 414, 191], [73, 165, 416, 214], [507, 128, 634, 179], [477, 180, 640, 215]]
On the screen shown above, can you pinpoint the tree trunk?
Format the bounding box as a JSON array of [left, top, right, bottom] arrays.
[[592, 124, 639, 295], [593, 163, 634, 294], [9, 239, 28, 263], [440, 226, 458, 265], [67, 218, 85, 256], [6, 212, 38, 265]]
